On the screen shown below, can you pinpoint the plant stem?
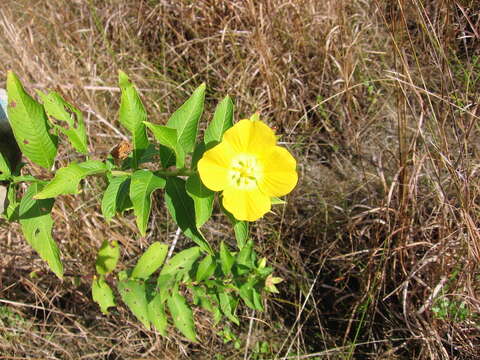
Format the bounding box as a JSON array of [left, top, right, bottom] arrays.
[[110, 168, 196, 177]]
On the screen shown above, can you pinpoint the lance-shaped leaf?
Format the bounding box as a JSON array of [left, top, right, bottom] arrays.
[[129, 170, 166, 236], [195, 254, 216, 282], [0, 152, 11, 178], [92, 276, 116, 314], [165, 177, 212, 254], [186, 173, 214, 228], [34, 160, 108, 199], [234, 239, 254, 276], [156, 247, 202, 298], [204, 95, 233, 148], [95, 240, 120, 275], [131, 242, 168, 279], [6, 71, 57, 169], [219, 241, 234, 276], [159, 246, 202, 277], [148, 293, 168, 335], [118, 278, 150, 329], [19, 183, 63, 279], [38, 91, 87, 154], [101, 175, 132, 221], [223, 207, 249, 250], [166, 83, 205, 154], [217, 291, 239, 325], [144, 122, 185, 168], [118, 71, 149, 167], [167, 290, 197, 342]]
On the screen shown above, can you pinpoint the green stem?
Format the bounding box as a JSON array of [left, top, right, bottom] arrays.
[[111, 168, 196, 177]]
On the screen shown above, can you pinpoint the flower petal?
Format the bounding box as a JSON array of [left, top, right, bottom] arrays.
[[222, 187, 271, 221], [223, 119, 276, 154], [198, 141, 236, 191], [258, 146, 298, 197]]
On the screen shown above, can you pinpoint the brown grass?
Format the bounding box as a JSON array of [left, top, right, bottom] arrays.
[[1, 0, 480, 358]]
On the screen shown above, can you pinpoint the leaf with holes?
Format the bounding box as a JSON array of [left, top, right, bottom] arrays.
[[95, 240, 120, 275], [19, 183, 63, 278], [6, 71, 57, 169], [131, 242, 168, 279], [159, 246, 202, 277], [148, 293, 168, 336], [167, 290, 197, 342], [118, 279, 150, 329], [92, 276, 116, 314]]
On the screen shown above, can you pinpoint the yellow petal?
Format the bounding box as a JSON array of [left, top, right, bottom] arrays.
[[258, 146, 298, 197], [223, 119, 276, 154], [198, 141, 236, 191], [222, 187, 271, 221]]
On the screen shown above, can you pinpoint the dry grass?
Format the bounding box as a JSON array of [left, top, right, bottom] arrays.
[[1, 0, 480, 358]]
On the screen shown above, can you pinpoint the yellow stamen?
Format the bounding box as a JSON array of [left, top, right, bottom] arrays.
[[228, 154, 262, 190]]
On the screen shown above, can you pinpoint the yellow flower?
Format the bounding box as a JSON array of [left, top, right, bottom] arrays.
[[198, 117, 298, 221]]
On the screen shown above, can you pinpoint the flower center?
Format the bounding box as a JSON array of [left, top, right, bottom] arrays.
[[228, 154, 262, 190]]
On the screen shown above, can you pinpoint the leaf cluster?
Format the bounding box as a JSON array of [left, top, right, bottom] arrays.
[[0, 71, 282, 340]]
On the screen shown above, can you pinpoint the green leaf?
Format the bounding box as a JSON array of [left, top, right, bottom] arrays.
[[129, 169, 166, 236], [219, 242, 234, 276], [118, 279, 150, 329], [238, 282, 256, 310], [195, 255, 216, 282], [160, 246, 202, 277], [271, 197, 286, 205], [101, 175, 132, 221], [18, 183, 63, 278], [95, 240, 120, 275], [218, 292, 239, 325], [144, 122, 185, 168], [131, 242, 168, 279], [253, 288, 263, 310], [118, 71, 149, 168], [0, 152, 11, 178], [92, 276, 116, 314], [5, 184, 19, 221], [34, 160, 107, 199], [167, 291, 197, 342], [148, 293, 168, 335], [186, 173, 214, 228], [223, 207, 249, 250], [191, 286, 215, 313], [204, 95, 233, 148], [234, 239, 254, 276], [191, 142, 205, 170], [38, 91, 88, 154], [6, 71, 57, 169], [159, 145, 176, 168], [165, 177, 212, 254], [166, 83, 205, 154]]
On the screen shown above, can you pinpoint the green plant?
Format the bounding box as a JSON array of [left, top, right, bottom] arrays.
[[432, 296, 472, 322], [0, 71, 295, 341]]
